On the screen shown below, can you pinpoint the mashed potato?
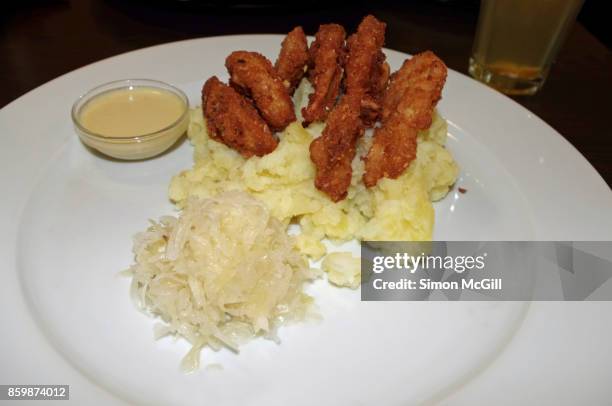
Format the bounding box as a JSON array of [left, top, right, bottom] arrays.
[[169, 80, 458, 259], [322, 252, 361, 289]]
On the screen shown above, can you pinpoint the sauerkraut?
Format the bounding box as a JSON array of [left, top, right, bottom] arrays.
[[128, 191, 317, 371]]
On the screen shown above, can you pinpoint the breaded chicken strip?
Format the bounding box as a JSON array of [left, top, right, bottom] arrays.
[[364, 51, 390, 123], [310, 97, 364, 202], [226, 51, 296, 131], [275, 26, 309, 94], [344, 15, 389, 126], [381, 50, 446, 123], [302, 24, 346, 125], [309, 17, 388, 201], [363, 52, 447, 187], [202, 76, 278, 158]]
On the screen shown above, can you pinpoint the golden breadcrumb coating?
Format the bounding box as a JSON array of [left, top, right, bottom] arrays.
[[202, 76, 278, 158], [344, 15, 389, 126], [364, 51, 447, 187], [275, 26, 309, 94], [226, 51, 296, 131], [302, 24, 346, 125], [310, 97, 363, 202]]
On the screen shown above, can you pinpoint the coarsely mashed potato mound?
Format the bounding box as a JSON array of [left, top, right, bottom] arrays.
[[322, 252, 361, 289], [128, 191, 317, 371], [169, 80, 459, 259]]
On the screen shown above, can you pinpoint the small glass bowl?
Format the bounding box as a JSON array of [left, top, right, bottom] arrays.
[[71, 79, 189, 160]]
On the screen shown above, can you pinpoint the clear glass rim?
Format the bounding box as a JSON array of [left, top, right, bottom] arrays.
[[71, 79, 189, 142]]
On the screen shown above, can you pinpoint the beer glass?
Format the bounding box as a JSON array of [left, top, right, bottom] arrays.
[[469, 0, 584, 95]]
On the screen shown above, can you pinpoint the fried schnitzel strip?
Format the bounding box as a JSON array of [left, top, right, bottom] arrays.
[[226, 51, 296, 132], [310, 97, 364, 202], [302, 24, 346, 125], [363, 52, 447, 187], [275, 26, 309, 94], [344, 15, 389, 126], [310, 16, 387, 201], [202, 76, 278, 158], [381, 50, 446, 123]]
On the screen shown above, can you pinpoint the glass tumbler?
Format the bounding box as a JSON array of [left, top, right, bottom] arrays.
[[469, 0, 584, 95]]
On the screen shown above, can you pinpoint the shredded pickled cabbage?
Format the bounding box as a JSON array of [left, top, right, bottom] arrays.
[[128, 191, 317, 371]]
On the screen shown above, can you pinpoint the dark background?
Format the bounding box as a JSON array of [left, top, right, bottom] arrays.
[[1, 0, 610, 186]]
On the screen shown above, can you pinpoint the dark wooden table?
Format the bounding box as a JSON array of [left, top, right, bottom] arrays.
[[2, 0, 610, 187]]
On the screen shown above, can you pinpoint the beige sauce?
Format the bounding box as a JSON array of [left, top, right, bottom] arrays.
[[80, 86, 185, 137]]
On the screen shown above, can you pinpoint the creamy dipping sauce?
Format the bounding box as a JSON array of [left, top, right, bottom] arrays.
[[79, 86, 185, 137]]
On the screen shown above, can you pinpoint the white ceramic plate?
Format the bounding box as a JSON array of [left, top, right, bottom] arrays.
[[1, 36, 611, 406]]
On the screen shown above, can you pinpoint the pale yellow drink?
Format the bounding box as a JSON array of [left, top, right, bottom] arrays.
[[469, 0, 584, 95]]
